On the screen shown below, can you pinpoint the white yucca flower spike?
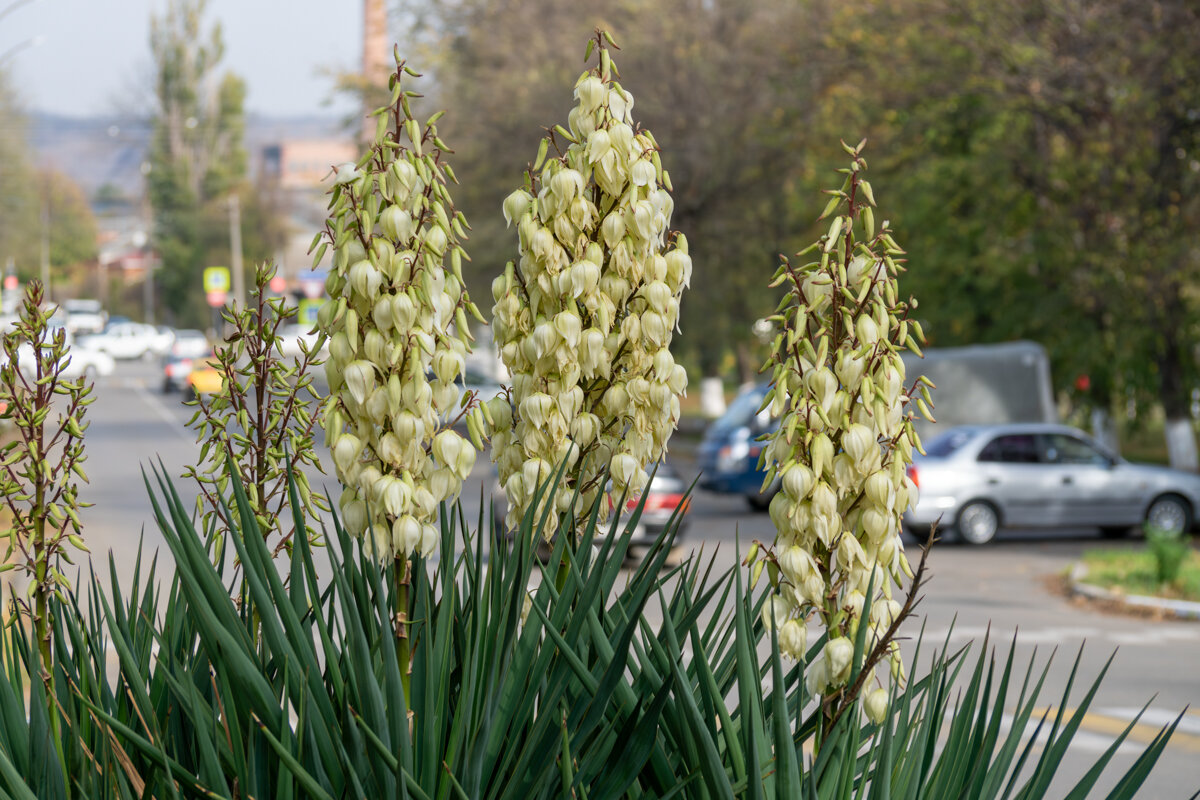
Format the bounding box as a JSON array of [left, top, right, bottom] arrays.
[[488, 32, 689, 541], [748, 141, 932, 727], [316, 57, 487, 562]]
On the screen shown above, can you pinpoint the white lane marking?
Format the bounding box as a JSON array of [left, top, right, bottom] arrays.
[[921, 625, 1200, 647], [133, 384, 197, 447], [1098, 708, 1200, 737], [999, 714, 1142, 755]]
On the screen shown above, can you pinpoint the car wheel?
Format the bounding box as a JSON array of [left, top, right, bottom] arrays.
[[746, 481, 780, 512], [955, 500, 1000, 545], [1144, 494, 1192, 536], [1100, 525, 1131, 539], [183, 386, 196, 403], [82, 365, 98, 382], [746, 492, 771, 512]]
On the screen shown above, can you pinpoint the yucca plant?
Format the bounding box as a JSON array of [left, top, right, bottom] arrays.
[[0, 35, 1181, 800]]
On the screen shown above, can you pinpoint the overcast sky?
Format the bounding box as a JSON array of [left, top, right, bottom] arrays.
[[1, 0, 361, 117]]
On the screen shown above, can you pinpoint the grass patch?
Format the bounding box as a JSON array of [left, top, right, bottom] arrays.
[[1081, 545, 1200, 601]]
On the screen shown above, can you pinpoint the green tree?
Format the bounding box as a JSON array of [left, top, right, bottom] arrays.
[[148, 0, 279, 326], [826, 0, 1200, 464], [0, 68, 38, 277], [39, 169, 99, 279]]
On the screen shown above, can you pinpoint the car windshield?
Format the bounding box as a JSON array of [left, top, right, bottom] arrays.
[[923, 428, 977, 457], [709, 386, 769, 436]]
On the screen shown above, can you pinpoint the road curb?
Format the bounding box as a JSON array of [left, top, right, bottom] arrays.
[[1068, 562, 1200, 621]]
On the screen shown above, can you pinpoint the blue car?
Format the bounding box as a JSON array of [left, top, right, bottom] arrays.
[[697, 383, 780, 510]]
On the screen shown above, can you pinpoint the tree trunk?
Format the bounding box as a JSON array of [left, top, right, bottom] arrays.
[[1090, 407, 1119, 456], [735, 340, 757, 386], [699, 376, 726, 418], [1158, 333, 1197, 471]]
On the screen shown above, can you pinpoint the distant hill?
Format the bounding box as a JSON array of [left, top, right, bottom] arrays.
[[29, 112, 350, 202]]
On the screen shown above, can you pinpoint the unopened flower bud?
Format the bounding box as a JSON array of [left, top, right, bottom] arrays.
[[782, 464, 814, 501], [864, 687, 888, 724], [342, 499, 367, 535], [333, 434, 362, 474], [811, 433, 833, 478]]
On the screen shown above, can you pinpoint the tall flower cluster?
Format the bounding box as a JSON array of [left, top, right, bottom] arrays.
[[751, 142, 930, 720], [318, 60, 484, 560], [490, 34, 690, 538]]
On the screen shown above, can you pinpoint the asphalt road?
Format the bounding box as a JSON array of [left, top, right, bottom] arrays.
[[30, 360, 1200, 797]]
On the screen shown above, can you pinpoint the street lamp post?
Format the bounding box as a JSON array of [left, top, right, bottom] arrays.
[[229, 193, 244, 309]]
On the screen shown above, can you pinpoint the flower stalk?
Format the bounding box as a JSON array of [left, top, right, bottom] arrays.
[[490, 31, 690, 541], [0, 282, 93, 763], [750, 141, 931, 735], [184, 262, 330, 560], [317, 53, 484, 698]]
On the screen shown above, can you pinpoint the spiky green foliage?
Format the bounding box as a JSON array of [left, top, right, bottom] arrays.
[[0, 463, 1180, 798]]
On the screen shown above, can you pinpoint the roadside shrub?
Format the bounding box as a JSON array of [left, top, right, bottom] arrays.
[[1145, 524, 1190, 585]]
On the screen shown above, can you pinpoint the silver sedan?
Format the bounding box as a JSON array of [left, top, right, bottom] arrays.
[[903, 423, 1200, 544]]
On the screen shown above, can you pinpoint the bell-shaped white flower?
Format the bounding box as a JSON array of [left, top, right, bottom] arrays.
[[864, 687, 889, 724], [779, 620, 808, 660]]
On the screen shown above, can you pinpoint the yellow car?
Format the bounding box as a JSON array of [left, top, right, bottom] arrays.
[[183, 359, 224, 401]]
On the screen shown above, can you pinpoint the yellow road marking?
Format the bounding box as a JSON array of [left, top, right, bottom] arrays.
[[1032, 707, 1200, 753]]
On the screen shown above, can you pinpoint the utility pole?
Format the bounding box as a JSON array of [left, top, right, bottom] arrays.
[[39, 193, 49, 299], [229, 193, 244, 309]]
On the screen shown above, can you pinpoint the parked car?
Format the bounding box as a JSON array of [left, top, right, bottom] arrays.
[[603, 462, 692, 545], [183, 359, 224, 401], [7, 342, 115, 381], [492, 460, 692, 548], [62, 299, 106, 335], [162, 352, 208, 393], [697, 382, 777, 509], [169, 329, 211, 360], [904, 423, 1200, 544], [78, 322, 173, 360], [63, 346, 116, 380]]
